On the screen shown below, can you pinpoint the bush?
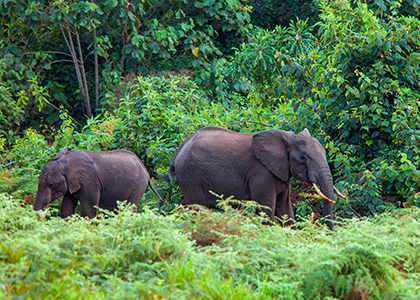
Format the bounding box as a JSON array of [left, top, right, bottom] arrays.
[[222, 0, 420, 217], [1, 193, 420, 299], [103, 74, 290, 206], [272, 0, 420, 216], [0, 110, 78, 199], [221, 21, 316, 105], [1, 74, 293, 210]]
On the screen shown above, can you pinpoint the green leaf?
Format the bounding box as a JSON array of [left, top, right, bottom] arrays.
[[367, 189, 376, 197], [150, 42, 160, 54], [204, 0, 215, 6], [95, 47, 105, 56], [288, 65, 296, 75], [127, 11, 136, 21], [155, 30, 167, 42], [132, 35, 144, 47], [95, 7, 104, 15], [78, 17, 87, 27], [280, 65, 289, 73], [4, 56, 14, 67], [376, 0, 387, 11], [375, 31, 383, 45], [400, 163, 409, 171], [367, 33, 376, 44], [26, 69, 36, 79], [236, 12, 245, 22], [194, 1, 205, 9]]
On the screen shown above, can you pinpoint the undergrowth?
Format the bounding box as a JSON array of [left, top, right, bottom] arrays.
[[1, 193, 419, 299]]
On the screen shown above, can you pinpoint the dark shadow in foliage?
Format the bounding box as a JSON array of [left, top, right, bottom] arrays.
[[178, 194, 271, 247], [249, 0, 319, 29]]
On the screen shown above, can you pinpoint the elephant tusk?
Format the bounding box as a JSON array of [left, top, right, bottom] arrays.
[[312, 183, 335, 203], [334, 186, 347, 199]]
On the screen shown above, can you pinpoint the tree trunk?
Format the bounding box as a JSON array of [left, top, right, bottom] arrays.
[[94, 25, 99, 108], [61, 21, 92, 118]]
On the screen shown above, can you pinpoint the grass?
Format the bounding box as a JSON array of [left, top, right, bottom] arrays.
[[1, 193, 419, 299]]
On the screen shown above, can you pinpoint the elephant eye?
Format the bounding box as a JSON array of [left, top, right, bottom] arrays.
[[48, 183, 54, 188], [299, 154, 307, 162]]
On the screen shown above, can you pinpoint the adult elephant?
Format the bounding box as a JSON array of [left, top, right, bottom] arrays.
[[168, 126, 345, 230], [34, 147, 162, 218]]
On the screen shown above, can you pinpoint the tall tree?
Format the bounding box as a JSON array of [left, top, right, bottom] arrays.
[[0, 0, 251, 123]]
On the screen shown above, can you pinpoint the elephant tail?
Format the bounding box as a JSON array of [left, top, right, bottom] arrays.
[[149, 179, 165, 205], [168, 159, 176, 183]]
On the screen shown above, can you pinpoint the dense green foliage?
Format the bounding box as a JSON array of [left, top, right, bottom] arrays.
[[289, 0, 420, 215], [248, 0, 319, 29], [224, 0, 420, 216], [1, 1, 420, 297], [1, 194, 420, 299], [0, 0, 251, 129], [0, 75, 292, 210]]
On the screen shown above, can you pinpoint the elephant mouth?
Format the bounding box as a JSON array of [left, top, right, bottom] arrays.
[[34, 200, 50, 211], [312, 183, 346, 203]]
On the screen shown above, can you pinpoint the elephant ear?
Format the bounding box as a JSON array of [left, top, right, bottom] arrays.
[[300, 128, 311, 137], [54, 146, 72, 160], [252, 130, 294, 182], [64, 150, 97, 194]]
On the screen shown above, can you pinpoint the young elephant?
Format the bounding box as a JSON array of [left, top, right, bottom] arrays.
[[169, 126, 344, 230], [34, 147, 162, 218]]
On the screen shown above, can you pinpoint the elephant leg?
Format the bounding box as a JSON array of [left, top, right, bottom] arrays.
[[275, 187, 296, 228], [125, 190, 140, 213], [180, 178, 217, 208], [77, 187, 100, 218], [249, 176, 277, 221], [60, 193, 78, 218], [127, 181, 148, 208]]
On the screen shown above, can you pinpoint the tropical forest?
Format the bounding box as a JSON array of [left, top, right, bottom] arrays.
[[1, 0, 420, 299]]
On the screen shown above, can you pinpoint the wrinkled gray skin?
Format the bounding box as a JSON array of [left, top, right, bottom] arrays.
[[169, 126, 335, 229], [35, 147, 159, 218]]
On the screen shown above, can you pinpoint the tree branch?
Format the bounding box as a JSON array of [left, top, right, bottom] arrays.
[[50, 59, 75, 65], [223, 120, 273, 128], [2, 161, 17, 168], [74, 23, 92, 117], [62, 22, 91, 117], [23, 51, 74, 58], [93, 20, 99, 108]]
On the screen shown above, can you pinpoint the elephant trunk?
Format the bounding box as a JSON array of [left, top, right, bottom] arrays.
[[34, 197, 44, 211], [317, 168, 335, 230], [34, 190, 49, 211]]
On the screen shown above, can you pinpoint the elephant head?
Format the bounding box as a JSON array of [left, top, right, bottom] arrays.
[[253, 129, 341, 229], [34, 146, 96, 211]]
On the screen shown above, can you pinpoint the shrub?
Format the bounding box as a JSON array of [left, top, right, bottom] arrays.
[[1, 194, 420, 299], [104, 74, 289, 206], [1, 74, 292, 210], [0, 111, 78, 199], [275, 0, 420, 216]]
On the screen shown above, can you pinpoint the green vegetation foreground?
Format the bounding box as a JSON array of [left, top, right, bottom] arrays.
[[1, 194, 419, 299]]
